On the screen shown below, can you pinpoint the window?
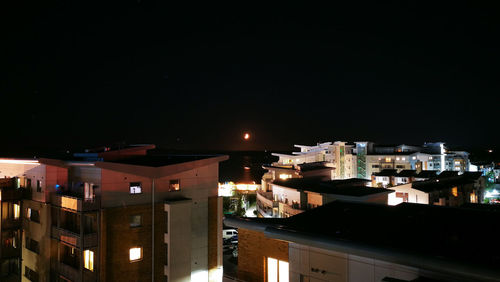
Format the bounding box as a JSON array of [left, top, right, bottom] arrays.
[[130, 215, 142, 228], [402, 157, 406, 161], [279, 174, 292, 180], [130, 182, 142, 194], [165, 243, 168, 266], [13, 203, 20, 219], [169, 179, 180, 191], [25, 266, 39, 282], [452, 187, 458, 197], [267, 257, 289, 282], [372, 165, 380, 168], [84, 250, 94, 271], [25, 237, 40, 254], [385, 157, 391, 162], [165, 211, 168, 234], [27, 208, 40, 223], [27, 178, 32, 189], [36, 180, 42, 192], [129, 247, 142, 262]]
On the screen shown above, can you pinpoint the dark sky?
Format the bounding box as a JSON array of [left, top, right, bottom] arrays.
[[3, 1, 499, 153]]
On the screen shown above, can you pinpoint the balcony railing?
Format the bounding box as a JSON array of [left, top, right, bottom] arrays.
[[257, 191, 277, 208], [1, 218, 22, 229], [51, 226, 98, 248], [0, 246, 21, 259], [50, 194, 100, 212], [0, 188, 24, 201], [57, 261, 80, 282]]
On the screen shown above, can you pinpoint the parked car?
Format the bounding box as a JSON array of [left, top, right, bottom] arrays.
[[223, 229, 238, 240]]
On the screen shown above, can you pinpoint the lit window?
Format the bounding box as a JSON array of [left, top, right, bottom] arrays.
[[402, 157, 406, 161], [396, 157, 400, 161], [429, 157, 433, 160], [130, 182, 142, 194], [129, 247, 142, 262], [385, 158, 391, 162], [84, 250, 94, 271], [130, 215, 142, 227], [279, 174, 292, 180], [13, 204, 20, 219], [268, 258, 277, 282], [452, 187, 458, 197], [267, 257, 288, 282], [169, 179, 180, 191]]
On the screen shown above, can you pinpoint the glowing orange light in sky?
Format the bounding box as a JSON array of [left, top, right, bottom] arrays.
[[244, 133, 250, 140]]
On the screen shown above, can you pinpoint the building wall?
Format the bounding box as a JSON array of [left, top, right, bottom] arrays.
[[289, 243, 420, 282], [387, 184, 429, 206], [22, 200, 51, 282], [101, 203, 166, 282], [238, 228, 288, 282], [271, 185, 301, 206], [98, 162, 220, 281]]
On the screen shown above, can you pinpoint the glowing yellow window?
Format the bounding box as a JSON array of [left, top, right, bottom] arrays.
[[129, 247, 142, 262], [267, 257, 289, 282], [84, 250, 94, 271], [279, 174, 292, 180], [13, 204, 20, 219], [385, 157, 391, 162], [452, 187, 458, 197]]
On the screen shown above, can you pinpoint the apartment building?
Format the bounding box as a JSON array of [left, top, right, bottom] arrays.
[[0, 178, 23, 281], [227, 201, 500, 282], [257, 178, 391, 218], [0, 145, 228, 282], [269, 142, 356, 180]]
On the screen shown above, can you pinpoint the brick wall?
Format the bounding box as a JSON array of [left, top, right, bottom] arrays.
[[238, 228, 288, 282]]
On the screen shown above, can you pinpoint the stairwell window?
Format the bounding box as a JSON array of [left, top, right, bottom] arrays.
[[169, 179, 180, 191], [130, 182, 142, 194], [129, 247, 143, 262], [13, 203, 20, 219], [84, 250, 94, 271], [267, 257, 289, 282]]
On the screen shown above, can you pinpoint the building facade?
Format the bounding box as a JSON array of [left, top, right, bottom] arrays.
[[0, 145, 228, 282]]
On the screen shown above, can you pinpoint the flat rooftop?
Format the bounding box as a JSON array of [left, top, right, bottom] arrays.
[[272, 178, 389, 197], [105, 154, 224, 167]]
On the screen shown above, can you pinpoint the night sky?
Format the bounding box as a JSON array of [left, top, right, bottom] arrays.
[[3, 2, 499, 154]]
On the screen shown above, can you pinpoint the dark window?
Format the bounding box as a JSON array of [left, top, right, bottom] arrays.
[[25, 266, 39, 282], [27, 208, 40, 223], [165, 211, 168, 234], [372, 165, 380, 168], [169, 179, 180, 191], [27, 178, 32, 189], [165, 243, 168, 266], [130, 215, 142, 228], [25, 237, 40, 254], [36, 180, 41, 192], [130, 182, 142, 194]]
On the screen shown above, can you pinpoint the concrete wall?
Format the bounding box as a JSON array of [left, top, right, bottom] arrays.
[[289, 243, 420, 282]]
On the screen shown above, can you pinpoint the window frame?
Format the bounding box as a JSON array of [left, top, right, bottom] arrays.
[[129, 247, 143, 262], [129, 182, 142, 195], [169, 179, 180, 192], [129, 214, 142, 228]]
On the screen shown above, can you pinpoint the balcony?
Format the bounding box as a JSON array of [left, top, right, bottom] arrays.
[[57, 261, 80, 282], [0, 247, 21, 259], [50, 194, 100, 212], [0, 188, 24, 201], [51, 226, 98, 248], [1, 218, 22, 229], [257, 191, 277, 208]]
